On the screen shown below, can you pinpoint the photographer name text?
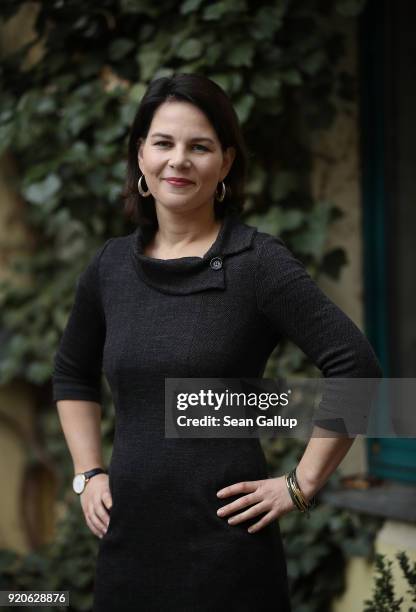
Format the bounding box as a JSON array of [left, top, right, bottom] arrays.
[[176, 415, 298, 428]]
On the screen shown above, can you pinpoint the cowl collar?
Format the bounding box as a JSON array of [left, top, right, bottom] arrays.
[[129, 213, 257, 295]]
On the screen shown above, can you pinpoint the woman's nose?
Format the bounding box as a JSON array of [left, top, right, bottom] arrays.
[[169, 146, 190, 167]]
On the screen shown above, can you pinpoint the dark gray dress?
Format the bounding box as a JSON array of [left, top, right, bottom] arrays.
[[52, 213, 382, 611]]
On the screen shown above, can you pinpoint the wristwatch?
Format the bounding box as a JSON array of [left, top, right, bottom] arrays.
[[72, 467, 107, 494]]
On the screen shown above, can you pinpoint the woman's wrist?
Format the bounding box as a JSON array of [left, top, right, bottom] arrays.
[[74, 460, 105, 474], [292, 463, 319, 503], [285, 467, 317, 518]]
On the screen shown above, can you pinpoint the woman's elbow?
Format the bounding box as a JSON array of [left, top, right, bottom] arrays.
[[354, 340, 383, 378]]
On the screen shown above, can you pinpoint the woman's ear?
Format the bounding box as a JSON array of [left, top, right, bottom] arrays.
[[137, 138, 145, 173], [137, 137, 145, 161], [221, 146, 236, 180]]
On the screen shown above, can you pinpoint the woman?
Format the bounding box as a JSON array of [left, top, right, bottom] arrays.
[[53, 73, 382, 611]]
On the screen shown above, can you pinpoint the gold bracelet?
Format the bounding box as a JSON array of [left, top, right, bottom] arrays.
[[285, 467, 316, 518], [286, 471, 308, 512], [293, 468, 316, 516], [289, 470, 309, 510]]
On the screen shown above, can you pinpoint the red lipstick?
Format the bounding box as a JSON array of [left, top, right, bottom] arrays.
[[164, 177, 194, 186]]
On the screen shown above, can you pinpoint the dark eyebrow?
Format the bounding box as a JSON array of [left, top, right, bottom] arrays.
[[150, 132, 215, 144]]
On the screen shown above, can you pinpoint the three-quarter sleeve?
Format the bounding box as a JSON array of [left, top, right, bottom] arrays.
[[255, 235, 383, 432], [52, 239, 113, 404]]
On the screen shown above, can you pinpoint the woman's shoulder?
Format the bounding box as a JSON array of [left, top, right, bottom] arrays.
[[228, 216, 286, 255], [93, 230, 137, 264], [239, 220, 294, 262], [78, 232, 134, 287], [237, 220, 309, 282]]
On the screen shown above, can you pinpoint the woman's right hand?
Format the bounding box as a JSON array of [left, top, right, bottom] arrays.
[[79, 473, 113, 539]]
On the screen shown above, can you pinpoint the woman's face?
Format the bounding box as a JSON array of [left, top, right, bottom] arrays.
[[138, 99, 236, 216]]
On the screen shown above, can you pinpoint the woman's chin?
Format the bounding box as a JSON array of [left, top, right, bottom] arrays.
[[154, 197, 215, 215]]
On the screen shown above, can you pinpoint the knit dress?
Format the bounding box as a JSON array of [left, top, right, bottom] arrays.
[[52, 213, 382, 611]]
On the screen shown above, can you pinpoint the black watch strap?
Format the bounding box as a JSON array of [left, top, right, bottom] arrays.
[[84, 467, 107, 479]]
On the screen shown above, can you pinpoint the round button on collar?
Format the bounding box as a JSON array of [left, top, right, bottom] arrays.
[[210, 256, 223, 270]]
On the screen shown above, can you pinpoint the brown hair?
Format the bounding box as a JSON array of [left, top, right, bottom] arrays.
[[121, 73, 248, 227]]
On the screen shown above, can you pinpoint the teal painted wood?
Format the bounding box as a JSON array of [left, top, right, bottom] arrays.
[[369, 439, 416, 484], [359, 0, 416, 483]]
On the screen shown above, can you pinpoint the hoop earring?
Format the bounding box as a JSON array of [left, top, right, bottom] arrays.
[[215, 181, 226, 202], [138, 174, 151, 197]]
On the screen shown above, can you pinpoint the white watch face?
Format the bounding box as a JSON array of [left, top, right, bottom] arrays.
[[73, 474, 86, 494]]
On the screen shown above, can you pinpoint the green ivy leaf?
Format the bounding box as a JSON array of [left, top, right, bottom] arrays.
[[270, 171, 298, 201], [111, 161, 127, 180], [95, 121, 126, 144], [119, 98, 136, 123], [291, 202, 333, 258], [321, 248, 348, 280], [180, 0, 204, 14], [251, 73, 281, 98], [62, 141, 89, 164], [176, 38, 203, 60], [202, 0, 247, 20], [35, 95, 56, 115], [229, 73, 243, 93], [209, 72, 231, 93], [301, 50, 326, 76], [0, 121, 14, 154], [27, 362, 53, 385], [24, 174, 62, 205], [205, 42, 223, 66], [226, 42, 254, 68], [279, 209, 304, 231], [245, 165, 267, 196], [136, 47, 162, 81], [245, 208, 282, 236], [280, 69, 303, 86], [153, 66, 175, 79], [250, 5, 285, 41], [233, 93, 255, 123], [203, 2, 229, 20], [120, 0, 159, 16], [108, 38, 136, 60]]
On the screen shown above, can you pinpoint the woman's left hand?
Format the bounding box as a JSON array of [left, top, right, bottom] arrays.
[[216, 476, 297, 534]]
